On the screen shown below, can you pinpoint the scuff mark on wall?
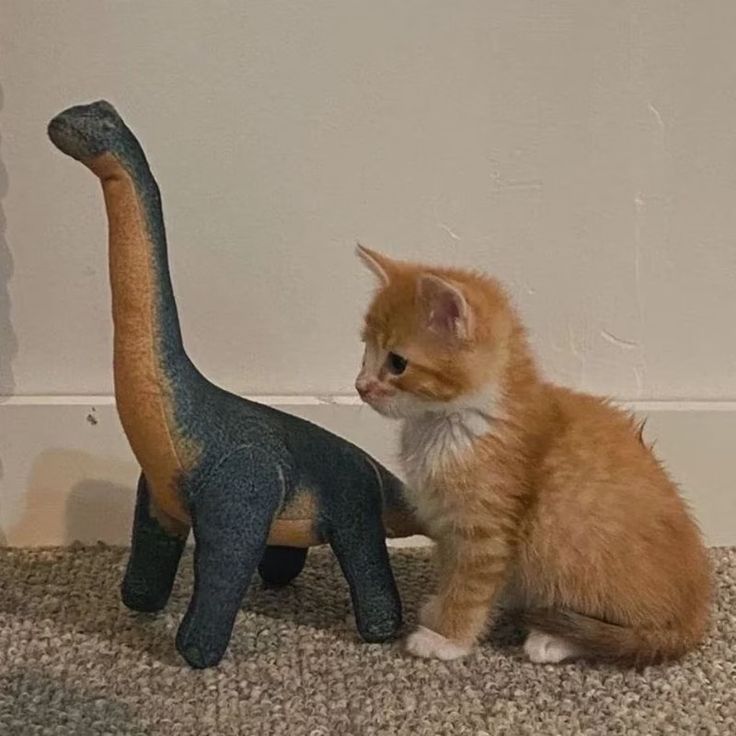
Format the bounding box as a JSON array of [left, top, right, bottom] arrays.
[[567, 323, 588, 388], [431, 202, 461, 243], [316, 395, 338, 405], [632, 365, 644, 396], [647, 102, 665, 134], [490, 173, 543, 193], [632, 192, 648, 398], [437, 223, 461, 241], [487, 157, 543, 194], [600, 329, 639, 350], [567, 323, 581, 360]]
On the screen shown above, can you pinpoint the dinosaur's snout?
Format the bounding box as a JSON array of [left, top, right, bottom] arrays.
[[48, 100, 123, 162]]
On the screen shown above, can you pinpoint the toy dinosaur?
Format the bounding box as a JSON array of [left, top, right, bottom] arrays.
[[47, 101, 420, 669]]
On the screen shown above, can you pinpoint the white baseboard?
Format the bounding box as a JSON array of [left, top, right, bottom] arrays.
[[1, 396, 734, 547]]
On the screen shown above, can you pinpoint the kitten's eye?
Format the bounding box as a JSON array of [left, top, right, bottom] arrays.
[[386, 351, 408, 375]]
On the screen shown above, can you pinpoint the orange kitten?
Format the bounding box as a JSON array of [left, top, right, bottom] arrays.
[[355, 246, 711, 665]]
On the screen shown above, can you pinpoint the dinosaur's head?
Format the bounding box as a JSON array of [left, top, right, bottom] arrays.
[[48, 100, 126, 162]]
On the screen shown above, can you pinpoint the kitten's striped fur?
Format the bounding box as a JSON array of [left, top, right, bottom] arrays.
[[355, 246, 711, 665]]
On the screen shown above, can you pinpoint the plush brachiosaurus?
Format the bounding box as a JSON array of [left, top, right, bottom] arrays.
[[47, 101, 420, 669]]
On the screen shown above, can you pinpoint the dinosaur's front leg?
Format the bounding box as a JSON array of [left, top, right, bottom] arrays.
[[121, 473, 189, 613], [175, 450, 282, 669]]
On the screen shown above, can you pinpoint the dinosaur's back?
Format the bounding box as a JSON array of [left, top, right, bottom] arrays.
[[173, 377, 420, 544]]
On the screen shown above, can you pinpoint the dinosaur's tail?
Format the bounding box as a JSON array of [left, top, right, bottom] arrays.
[[523, 607, 707, 666]]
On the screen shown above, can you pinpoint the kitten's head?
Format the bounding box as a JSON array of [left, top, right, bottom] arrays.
[[354, 245, 515, 419]]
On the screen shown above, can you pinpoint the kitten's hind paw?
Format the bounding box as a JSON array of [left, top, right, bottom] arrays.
[[405, 626, 472, 660], [523, 629, 582, 664]]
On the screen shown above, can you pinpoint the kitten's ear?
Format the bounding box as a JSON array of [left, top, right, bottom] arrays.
[[356, 244, 396, 286], [418, 274, 473, 339]]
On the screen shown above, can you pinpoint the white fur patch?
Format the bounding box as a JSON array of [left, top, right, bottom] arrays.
[[357, 342, 384, 382], [523, 629, 583, 664], [400, 385, 500, 491], [405, 626, 472, 660]]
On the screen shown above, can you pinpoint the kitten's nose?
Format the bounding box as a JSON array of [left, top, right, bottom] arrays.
[[355, 378, 373, 400]]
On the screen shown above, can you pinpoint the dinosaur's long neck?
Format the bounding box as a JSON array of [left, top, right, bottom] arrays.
[[91, 152, 185, 369], [89, 152, 198, 523]]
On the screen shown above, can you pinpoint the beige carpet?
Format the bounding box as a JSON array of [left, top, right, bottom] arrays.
[[0, 546, 734, 736]]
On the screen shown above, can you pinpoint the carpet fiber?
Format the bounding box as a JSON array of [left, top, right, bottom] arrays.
[[0, 546, 734, 735]]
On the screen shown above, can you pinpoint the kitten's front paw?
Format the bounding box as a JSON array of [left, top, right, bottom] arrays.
[[405, 626, 472, 660], [523, 629, 582, 664]]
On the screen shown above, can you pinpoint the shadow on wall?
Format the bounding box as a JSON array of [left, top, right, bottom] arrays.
[[66, 477, 135, 546], [7, 449, 137, 546], [0, 82, 18, 547], [0, 84, 16, 397]]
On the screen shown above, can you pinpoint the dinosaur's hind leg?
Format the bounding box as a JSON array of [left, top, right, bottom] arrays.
[[175, 450, 281, 669], [259, 546, 308, 588], [328, 505, 402, 643], [121, 473, 188, 613]]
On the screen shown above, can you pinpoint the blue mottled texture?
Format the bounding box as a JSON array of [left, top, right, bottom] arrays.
[[47, 101, 417, 669]]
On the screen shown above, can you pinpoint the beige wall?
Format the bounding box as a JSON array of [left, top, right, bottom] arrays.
[[1, 3, 736, 545], [2, 1, 736, 401]]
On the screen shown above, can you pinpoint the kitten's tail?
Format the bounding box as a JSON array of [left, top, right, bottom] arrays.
[[523, 608, 706, 666]]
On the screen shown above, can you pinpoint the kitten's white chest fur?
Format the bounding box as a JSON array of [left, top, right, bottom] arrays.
[[401, 410, 485, 485], [399, 387, 500, 518]]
